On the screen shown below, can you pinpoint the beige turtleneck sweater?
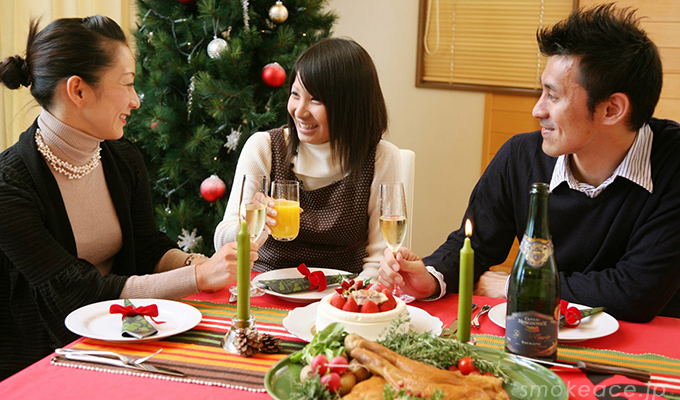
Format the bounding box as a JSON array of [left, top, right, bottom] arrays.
[[37, 110, 199, 299]]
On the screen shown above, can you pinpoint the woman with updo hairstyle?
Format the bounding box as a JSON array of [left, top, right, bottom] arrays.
[[214, 38, 401, 280], [0, 16, 255, 379]]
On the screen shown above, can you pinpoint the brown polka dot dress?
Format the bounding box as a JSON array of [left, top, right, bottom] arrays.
[[254, 128, 375, 275]]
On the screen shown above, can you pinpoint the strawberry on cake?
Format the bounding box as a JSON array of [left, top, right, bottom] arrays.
[[315, 280, 409, 340]]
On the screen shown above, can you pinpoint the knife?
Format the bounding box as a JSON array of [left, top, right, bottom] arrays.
[[513, 355, 651, 382], [58, 353, 185, 377]]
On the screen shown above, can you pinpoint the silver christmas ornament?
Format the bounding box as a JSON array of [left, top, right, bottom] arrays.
[[207, 37, 228, 59], [268, 1, 288, 24]]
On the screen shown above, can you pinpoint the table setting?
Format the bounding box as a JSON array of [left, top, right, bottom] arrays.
[[3, 214, 680, 399], [2, 282, 680, 399]]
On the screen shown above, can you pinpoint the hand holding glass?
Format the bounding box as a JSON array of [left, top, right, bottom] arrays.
[[240, 175, 269, 240], [270, 180, 300, 242], [230, 174, 268, 298], [379, 182, 415, 303]]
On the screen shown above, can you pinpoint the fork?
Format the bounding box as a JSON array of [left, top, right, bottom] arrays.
[[55, 348, 162, 365], [471, 304, 491, 328]]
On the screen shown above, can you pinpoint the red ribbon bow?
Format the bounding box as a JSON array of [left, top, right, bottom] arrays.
[[109, 304, 165, 324], [297, 263, 327, 292], [560, 300, 581, 328]]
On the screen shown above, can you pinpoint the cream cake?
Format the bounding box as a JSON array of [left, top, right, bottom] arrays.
[[315, 291, 409, 341]]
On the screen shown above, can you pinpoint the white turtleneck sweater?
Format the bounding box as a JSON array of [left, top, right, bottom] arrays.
[[213, 129, 401, 280], [37, 110, 198, 299]]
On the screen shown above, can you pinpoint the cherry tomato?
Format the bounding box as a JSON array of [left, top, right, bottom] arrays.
[[447, 365, 458, 371], [458, 356, 475, 375], [483, 372, 495, 377]]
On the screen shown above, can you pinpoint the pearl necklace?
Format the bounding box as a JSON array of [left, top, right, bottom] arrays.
[[35, 128, 102, 180]]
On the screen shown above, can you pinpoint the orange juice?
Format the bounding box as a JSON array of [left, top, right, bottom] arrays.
[[271, 199, 300, 241]]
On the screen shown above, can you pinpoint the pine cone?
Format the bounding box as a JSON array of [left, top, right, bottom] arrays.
[[259, 333, 281, 354], [235, 329, 262, 357]]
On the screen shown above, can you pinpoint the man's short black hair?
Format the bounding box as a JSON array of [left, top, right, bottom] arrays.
[[537, 3, 662, 130]]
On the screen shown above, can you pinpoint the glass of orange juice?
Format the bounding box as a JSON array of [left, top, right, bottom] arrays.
[[270, 180, 300, 241]]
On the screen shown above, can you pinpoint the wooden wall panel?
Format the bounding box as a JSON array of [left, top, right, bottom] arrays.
[[482, 93, 540, 272]]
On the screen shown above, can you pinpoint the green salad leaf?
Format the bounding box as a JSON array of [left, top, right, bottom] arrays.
[[290, 322, 347, 365]]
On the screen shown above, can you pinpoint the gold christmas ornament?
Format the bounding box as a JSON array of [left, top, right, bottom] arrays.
[[268, 1, 289, 24]]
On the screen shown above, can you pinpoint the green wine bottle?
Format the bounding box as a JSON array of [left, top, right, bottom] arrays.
[[505, 182, 560, 359]]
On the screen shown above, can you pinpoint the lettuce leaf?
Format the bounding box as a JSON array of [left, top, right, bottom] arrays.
[[290, 322, 347, 365]]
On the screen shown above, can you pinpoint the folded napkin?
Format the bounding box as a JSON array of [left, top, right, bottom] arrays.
[[257, 264, 356, 294], [109, 299, 162, 339], [560, 300, 605, 328]]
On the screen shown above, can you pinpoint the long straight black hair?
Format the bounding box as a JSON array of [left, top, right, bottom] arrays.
[[286, 38, 388, 176]]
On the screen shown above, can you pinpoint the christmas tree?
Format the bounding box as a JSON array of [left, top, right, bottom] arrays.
[[126, 0, 336, 254]]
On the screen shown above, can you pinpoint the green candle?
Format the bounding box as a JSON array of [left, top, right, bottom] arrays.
[[458, 219, 474, 343], [237, 221, 250, 321]]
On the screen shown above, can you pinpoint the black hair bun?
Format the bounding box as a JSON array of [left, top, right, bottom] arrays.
[[0, 55, 32, 89]]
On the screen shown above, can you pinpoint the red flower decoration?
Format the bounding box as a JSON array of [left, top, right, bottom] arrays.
[[560, 300, 582, 328], [297, 263, 327, 291], [109, 304, 165, 324]]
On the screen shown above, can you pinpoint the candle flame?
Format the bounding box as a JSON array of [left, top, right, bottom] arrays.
[[465, 219, 472, 237]]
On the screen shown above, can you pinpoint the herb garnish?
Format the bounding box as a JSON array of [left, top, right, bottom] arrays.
[[289, 373, 341, 400], [383, 385, 445, 400], [377, 318, 510, 383]]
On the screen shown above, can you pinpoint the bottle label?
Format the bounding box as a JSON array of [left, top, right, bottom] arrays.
[[520, 235, 554, 268], [505, 311, 558, 357]]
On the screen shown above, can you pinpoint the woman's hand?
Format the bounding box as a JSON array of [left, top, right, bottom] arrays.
[[259, 193, 277, 235], [262, 194, 303, 235], [195, 241, 260, 292], [377, 247, 438, 299]]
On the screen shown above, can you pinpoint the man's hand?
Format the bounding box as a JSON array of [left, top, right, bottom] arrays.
[[377, 247, 438, 299], [474, 270, 509, 298]]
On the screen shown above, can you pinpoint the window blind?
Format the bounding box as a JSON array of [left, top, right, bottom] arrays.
[[418, 0, 575, 93]]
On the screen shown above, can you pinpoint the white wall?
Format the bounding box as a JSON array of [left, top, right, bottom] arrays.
[[328, 0, 485, 256]]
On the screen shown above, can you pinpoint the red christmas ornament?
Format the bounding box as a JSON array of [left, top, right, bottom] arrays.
[[150, 121, 158, 130], [178, 0, 195, 4], [200, 174, 226, 202], [261, 62, 286, 88]]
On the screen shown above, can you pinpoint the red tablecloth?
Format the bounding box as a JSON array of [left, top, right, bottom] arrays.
[[2, 283, 679, 400]]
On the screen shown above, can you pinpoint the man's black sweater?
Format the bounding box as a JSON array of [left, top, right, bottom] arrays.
[[424, 118, 680, 322]]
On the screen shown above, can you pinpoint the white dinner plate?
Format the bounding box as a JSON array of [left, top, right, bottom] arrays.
[[488, 302, 619, 342], [282, 302, 443, 342], [65, 299, 202, 343], [253, 267, 354, 303]]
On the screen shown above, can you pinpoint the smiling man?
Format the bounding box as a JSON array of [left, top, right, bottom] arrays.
[[378, 4, 680, 322]]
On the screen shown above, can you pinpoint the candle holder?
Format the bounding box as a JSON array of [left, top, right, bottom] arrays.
[[221, 315, 258, 354]]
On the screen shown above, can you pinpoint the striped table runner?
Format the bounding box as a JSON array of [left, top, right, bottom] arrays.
[[51, 300, 305, 392], [474, 334, 680, 377]]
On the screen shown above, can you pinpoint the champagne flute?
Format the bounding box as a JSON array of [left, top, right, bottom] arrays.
[[230, 174, 268, 298], [379, 182, 415, 303]]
